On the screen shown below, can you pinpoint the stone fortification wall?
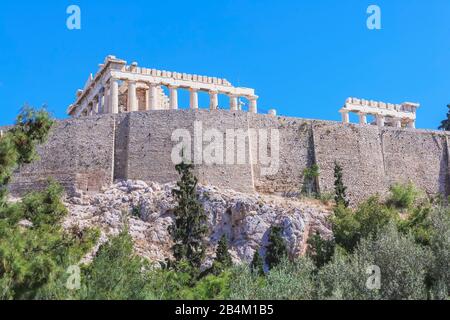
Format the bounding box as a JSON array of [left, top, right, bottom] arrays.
[[5, 110, 450, 204]]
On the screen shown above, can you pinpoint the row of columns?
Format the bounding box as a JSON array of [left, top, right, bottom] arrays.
[[97, 78, 258, 115], [341, 111, 415, 129]]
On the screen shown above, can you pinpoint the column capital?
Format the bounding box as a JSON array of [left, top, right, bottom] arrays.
[[247, 95, 259, 101]]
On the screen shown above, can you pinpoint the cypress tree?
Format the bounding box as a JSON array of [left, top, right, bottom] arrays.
[[169, 161, 208, 271], [250, 249, 264, 276], [265, 225, 288, 270], [334, 161, 349, 208], [208, 234, 233, 275], [215, 234, 233, 268]]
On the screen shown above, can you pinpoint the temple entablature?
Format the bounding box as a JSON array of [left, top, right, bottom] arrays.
[[67, 55, 263, 117], [339, 97, 419, 129]]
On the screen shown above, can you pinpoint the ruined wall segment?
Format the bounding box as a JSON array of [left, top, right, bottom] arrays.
[[312, 122, 387, 204], [124, 110, 255, 193], [8, 115, 116, 196], [125, 110, 196, 185], [380, 128, 450, 198], [249, 114, 313, 195]]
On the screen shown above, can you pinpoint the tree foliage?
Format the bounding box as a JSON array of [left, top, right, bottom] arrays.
[[0, 106, 53, 206], [250, 249, 265, 276], [210, 234, 233, 275], [331, 197, 396, 252], [438, 104, 450, 131], [302, 164, 319, 197], [387, 182, 420, 210], [307, 231, 335, 268], [265, 225, 288, 270], [334, 161, 349, 207], [80, 230, 150, 300], [168, 161, 208, 272], [0, 183, 98, 300]]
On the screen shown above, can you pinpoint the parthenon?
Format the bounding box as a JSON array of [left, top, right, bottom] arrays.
[[67, 55, 261, 117], [339, 97, 419, 128]]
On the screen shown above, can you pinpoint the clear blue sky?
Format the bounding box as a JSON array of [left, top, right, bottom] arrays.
[[0, 0, 449, 129]]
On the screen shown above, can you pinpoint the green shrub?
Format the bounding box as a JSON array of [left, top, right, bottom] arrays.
[[189, 271, 232, 300], [317, 192, 334, 205], [397, 202, 433, 245], [428, 207, 450, 299], [387, 182, 420, 210], [317, 224, 432, 300], [80, 230, 150, 300], [301, 164, 319, 197], [307, 232, 335, 268], [230, 258, 316, 300], [0, 184, 97, 300], [331, 197, 397, 252]]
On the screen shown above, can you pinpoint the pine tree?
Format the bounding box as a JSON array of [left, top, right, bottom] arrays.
[[250, 249, 264, 276], [0, 106, 53, 207], [334, 161, 349, 208], [209, 234, 233, 275], [168, 161, 208, 271], [215, 234, 233, 268], [265, 225, 288, 270], [438, 104, 450, 131]]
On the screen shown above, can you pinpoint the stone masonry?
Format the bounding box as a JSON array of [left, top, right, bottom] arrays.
[[4, 109, 450, 205]]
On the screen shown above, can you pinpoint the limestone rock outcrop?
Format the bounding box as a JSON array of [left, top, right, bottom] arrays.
[[64, 180, 332, 265]]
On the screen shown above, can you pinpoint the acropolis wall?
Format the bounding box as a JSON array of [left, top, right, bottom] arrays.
[[5, 110, 450, 205]]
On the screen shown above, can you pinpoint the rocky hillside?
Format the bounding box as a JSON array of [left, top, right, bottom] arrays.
[[64, 180, 332, 266]]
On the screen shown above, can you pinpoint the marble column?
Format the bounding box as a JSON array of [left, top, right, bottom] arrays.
[[190, 88, 199, 110], [128, 81, 138, 112], [407, 120, 416, 129], [393, 118, 402, 128], [169, 85, 179, 110], [376, 114, 385, 127], [94, 98, 99, 114], [248, 96, 258, 114], [98, 89, 104, 114], [209, 90, 218, 110], [148, 84, 158, 110], [110, 78, 119, 114], [229, 94, 238, 111], [358, 112, 367, 125], [341, 111, 350, 123], [145, 86, 150, 110], [103, 84, 110, 113]]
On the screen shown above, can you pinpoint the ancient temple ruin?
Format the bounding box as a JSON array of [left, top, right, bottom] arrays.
[[340, 97, 419, 128], [67, 55, 262, 117]]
